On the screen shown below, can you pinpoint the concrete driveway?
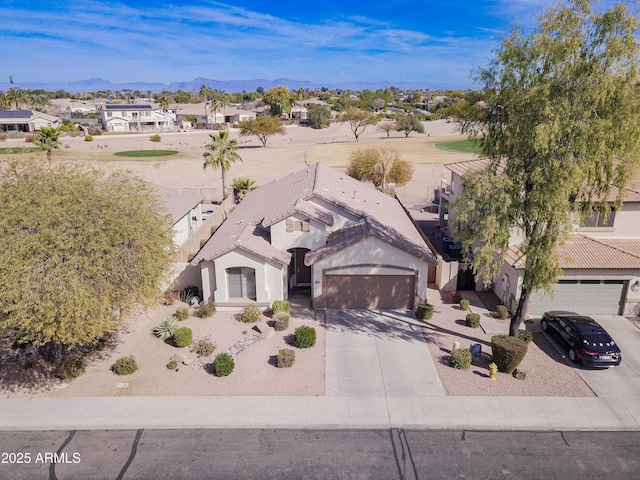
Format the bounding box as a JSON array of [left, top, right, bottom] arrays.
[[325, 310, 445, 397], [543, 315, 640, 398]]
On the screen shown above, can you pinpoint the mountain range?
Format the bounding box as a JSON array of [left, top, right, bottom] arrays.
[[0, 77, 437, 93]]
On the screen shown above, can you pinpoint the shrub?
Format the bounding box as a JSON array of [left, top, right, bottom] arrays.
[[450, 348, 472, 369], [25, 134, 37, 143], [416, 303, 433, 320], [459, 299, 470, 311], [183, 285, 200, 302], [149, 134, 161, 142], [84, 135, 93, 142], [451, 291, 463, 303], [273, 311, 290, 331], [161, 290, 177, 305], [87, 127, 102, 136], [240, 305, 261, 323], [491, 335, 528, 374], [166, 361, 178, 370], [0, 133, 7, 141], [196, 301, 216, 318], [23, 359, 36, 369], [110, 356, 138, 375], [191, 335, 216, 357], [154, 314, 180, 340], [496, 305, 510, 319], [277, 349, 295, 368], [518, 329, 534, 345], [173, 327, 193, 348], [176, 305, 190, 321], [466, 313, 481, 328], [293, 325, 316, 348], [213, 353, 235, 377], [272, 300, 291, 314], [55, 356, 86, 380]]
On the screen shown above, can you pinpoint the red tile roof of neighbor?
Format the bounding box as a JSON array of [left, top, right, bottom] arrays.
[[191, 162, 437, 266], [505, 235, 640, 270]]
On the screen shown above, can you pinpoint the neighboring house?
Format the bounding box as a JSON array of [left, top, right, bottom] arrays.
[[0, 110, 61, 132], [101, 105, 176, 132], [191, 163, 437, 310], [150, 183, 205, 247], [441, 158, 640, 316], [173, 103, 224, 127]]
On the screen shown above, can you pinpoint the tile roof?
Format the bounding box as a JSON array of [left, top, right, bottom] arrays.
[[191, 163, 436, 266], [148, 183, 204, 225], [505, 235, 640, 270], [445, 158, 491, 177], [104, 104, 154, 110]]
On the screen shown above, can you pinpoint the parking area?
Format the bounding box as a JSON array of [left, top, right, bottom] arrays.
[[541, 315, 640, 397], [324, 310, 445, 397]]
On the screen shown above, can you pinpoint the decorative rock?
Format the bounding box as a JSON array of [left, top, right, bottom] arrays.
[[512, 369, 526, 380], [254, 321, 275, 339], [452, 341, 460, 351], [55, 383, 69, 389], [116, 383, 129, 388], [181, 354, 196, 366], [170, 354, 185, 363]]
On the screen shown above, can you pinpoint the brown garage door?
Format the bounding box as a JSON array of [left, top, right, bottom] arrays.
[[325, 275, 414, 309]]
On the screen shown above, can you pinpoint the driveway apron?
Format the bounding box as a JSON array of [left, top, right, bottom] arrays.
[[325, 310, 445, 396]]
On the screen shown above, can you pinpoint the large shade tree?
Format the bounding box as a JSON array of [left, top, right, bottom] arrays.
[[238, 116, 286, 147], [451, 0, 640, 336], [0, 161, 175, 360], [340, 107, 378, 141], [203, 130, 243, 200]]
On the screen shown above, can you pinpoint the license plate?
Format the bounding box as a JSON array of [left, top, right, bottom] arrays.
[[600, 355, 611, 360]]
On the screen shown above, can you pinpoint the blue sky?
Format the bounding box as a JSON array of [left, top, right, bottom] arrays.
[[0, 0, 625, 89]]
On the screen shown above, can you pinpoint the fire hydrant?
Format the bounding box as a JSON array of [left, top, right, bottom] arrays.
[[488, 362, 498, 380]]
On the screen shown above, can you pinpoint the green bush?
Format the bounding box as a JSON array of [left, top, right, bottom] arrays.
[[518, 329, 534, 345], [173, 327, 193, 348], [416, 303, 433, 320], [55, 356, 86, 380], [496, 305, 510, 319], [213, 353, 235, 377], [450, 348, 472, 369], [166, 361, 178, 370], [491, 335, 528, 374], [196, 301, 216, 318], [452, 291, 463, 303], [273, 311, 290, 331], [459, 299, 470, 311], [176, 305, 190, 321], [191, 335, 216, 357], [182, 285, 200, 303], [466, 313, 481, 328], [272, 300, 291, 314], [240, 305, 261, 323], [154, 314, 180, 340], [293, 325, 316, 348], [84, 135, 93, 142], [110, 356, 138, 375], [277, 349, 295, 368], [149, 134, 162, 142]]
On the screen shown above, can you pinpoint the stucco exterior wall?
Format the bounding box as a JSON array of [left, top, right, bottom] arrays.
[[311, 236, 430, 303], [309, 197, 360, 231], [270, 212, 327, 251], [576, 202, 640, 238]]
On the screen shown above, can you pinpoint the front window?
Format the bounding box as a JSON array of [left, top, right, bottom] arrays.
[[227, 267, 256, 300], [286, 218, 310, 232], [584, 206, 615, 228]]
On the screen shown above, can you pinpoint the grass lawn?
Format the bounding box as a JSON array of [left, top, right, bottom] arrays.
[[435, 139, 481, 154], [113, 150, 179, 158], [0, 147, 40, 154]]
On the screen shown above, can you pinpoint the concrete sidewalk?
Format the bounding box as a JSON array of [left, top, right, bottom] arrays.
[[1, 394, 640, 431]]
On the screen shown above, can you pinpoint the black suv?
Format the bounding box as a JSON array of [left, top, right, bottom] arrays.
[[541, 311, 622, 368]]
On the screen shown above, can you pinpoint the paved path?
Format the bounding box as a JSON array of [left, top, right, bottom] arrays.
[[325, 310, 445, 397]]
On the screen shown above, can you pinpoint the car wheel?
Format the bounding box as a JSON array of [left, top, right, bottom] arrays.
[[541, 319, 548, 332], [568, 348, 578, 362]]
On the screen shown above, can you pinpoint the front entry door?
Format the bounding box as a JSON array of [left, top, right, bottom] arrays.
[[295, 248, 311, 284]]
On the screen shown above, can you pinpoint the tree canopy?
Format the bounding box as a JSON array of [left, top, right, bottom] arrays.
[[346, 147, 414, 190], [262, 86, 296, 117], [0, 161, 175, 358], [203, 130, 243, 200], [340, 107, 378, 141], [34, 127, 61, 167], [450, 0, 640, 336], [395, 115, 425, 137], [238, 116, 286, 146], [307, 104, 331, 129]]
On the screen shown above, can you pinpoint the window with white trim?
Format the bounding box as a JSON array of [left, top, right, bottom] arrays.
[[584, 206, 615, 228], [227, 267, 256, 300]]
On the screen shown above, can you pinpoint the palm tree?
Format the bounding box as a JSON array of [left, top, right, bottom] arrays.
[[203, 130, 242, 201], [231, 177, 258, 203], [34, 127, 61, 167], [158, 95, 170, 112]]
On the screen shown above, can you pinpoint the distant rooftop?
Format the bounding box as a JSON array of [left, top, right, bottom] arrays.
[[104, 104, 154, 111]]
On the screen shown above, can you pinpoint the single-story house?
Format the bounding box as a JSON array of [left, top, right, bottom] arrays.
[[149, 183, 205, 247], [441, 158, 640, 316], [191, 163, 437, 310], [0, 110, 61, 132], [101, 104, 176, 132]]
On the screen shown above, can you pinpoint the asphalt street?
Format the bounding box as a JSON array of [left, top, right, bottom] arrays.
[[1, 429, 639, 480]]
